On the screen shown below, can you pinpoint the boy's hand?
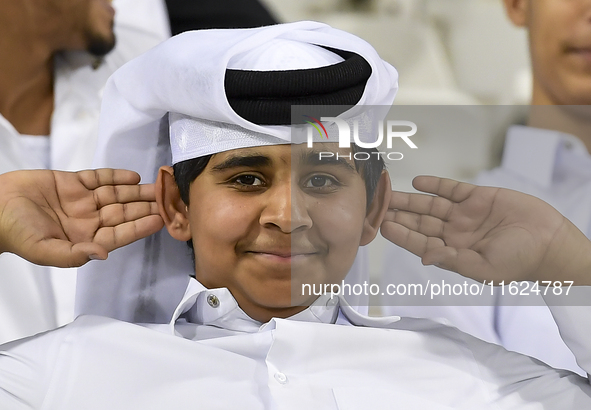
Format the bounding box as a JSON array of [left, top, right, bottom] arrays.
[[381, 176, 591, 285], [0, 169, 164, 268]]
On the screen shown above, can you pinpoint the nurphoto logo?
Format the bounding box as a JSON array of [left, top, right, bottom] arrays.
[[305, 116, 418, 161]]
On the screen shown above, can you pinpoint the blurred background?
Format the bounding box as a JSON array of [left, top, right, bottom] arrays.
[[258, 0, 532, 300], [262, 0, 531, 106]]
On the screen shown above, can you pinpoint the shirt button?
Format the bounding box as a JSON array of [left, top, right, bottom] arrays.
[[207, 294, 220, 308], [274, 372, 288, 384]]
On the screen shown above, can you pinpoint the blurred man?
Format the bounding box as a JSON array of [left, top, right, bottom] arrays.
[[381, 0, 591, 375], [0, 0, 170, 343], [1, 0, 115, 139]]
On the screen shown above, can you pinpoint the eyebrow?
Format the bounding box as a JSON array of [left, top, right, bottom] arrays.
[[299, 150, 357, 173], [211, 154, 272, 172]]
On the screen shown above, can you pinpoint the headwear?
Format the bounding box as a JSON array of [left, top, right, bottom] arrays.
[[76, 21, 398, 323]]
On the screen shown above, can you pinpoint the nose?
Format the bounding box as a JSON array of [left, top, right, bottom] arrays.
[[259, 178, 312, 233]]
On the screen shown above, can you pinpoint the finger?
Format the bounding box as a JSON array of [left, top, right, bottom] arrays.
[[27, 239, 108, 268], [93, 184, 156, 208], [412, 176, 476, 203], [389, 191, 454, 221], [384, 210, 445, 238], [98, 201, 160, 227], [77, 169, 141, 190], [380, 220, 445, 258], [94, 214, 164, 252]]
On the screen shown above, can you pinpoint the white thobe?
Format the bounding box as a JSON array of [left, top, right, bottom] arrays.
[[380, 125, 591, 375], [0, 0, 170, 344], [0, 278, 590, 409]]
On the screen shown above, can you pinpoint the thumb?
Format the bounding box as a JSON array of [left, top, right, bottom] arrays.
[[33, 239, 108, 268], [422, 246, 459, 271]]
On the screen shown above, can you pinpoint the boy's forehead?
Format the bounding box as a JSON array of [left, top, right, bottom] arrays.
[[207, 143, 357, 170], [208, 145, 291, 168]]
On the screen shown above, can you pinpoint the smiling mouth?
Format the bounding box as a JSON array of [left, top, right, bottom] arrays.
[[247, 251, 317, 262], [566, 46, 591, 57]]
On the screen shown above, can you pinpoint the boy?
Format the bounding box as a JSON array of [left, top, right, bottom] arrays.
[[1, 22, 590, 409]]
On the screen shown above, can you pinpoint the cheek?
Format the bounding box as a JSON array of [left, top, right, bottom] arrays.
[[190, 195, 257, 251], [311, 204, 364, 238], [311, 185, 366, 233], [308, 194, 366, 272], [190, 195, 259, 286], [530, 26, 559, 72]]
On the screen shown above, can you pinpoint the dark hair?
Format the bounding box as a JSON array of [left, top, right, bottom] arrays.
[[350, 144, 386, 210], [173, 155, 213, 205], [172, 145, 385, 209]]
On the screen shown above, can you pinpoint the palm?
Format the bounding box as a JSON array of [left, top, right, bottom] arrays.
[[0, 169, 163, 268], [381, 176, 578, 283]]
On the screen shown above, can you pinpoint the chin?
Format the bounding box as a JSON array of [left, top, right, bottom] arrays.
[[248, 287, 311, 310], [557, 76, 591, 105], [86, 24, 116, 57]]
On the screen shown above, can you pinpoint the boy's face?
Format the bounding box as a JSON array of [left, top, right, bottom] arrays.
[[158, 144, 388, 322]]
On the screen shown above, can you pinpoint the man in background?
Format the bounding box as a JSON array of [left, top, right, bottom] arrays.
[[381, 0, 591, 375], [0, 0, 170, 344]]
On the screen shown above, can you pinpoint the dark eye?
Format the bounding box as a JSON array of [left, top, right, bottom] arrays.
[[235, 175, 263, 186], [304, 175, 337, 189]]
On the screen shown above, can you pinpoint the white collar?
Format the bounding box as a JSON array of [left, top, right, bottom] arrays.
[[168, 278, 341, 334], [501, 125, 591, 188]]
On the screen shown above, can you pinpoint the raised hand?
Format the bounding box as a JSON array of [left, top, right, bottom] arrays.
[[381, 176, 591, 285], [0, 169, 164, 268]]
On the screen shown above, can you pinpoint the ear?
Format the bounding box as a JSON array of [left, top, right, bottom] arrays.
[[502, 0, 529, 27], [359, 171, 392, 246], [155, 166, 192, 242]]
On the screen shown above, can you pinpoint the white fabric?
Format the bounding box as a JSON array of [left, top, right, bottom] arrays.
[[169, 41, 346, 164], [0, 0, 170, 344], [15, 135, 51, 170], [380, 125, 591, 375], [2, 278, 591, 409], [94, 21, 398, 162], [227, 38, 344, 70], [168, 114, 288, 164], [77, 21, 399, 323]]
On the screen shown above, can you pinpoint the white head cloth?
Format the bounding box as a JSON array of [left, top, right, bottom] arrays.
[[77, 21, 398, 323]]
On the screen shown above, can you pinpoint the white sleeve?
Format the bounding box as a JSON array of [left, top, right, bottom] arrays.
[[545, 288, 591, 378], [380, 241, 501, 344]]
